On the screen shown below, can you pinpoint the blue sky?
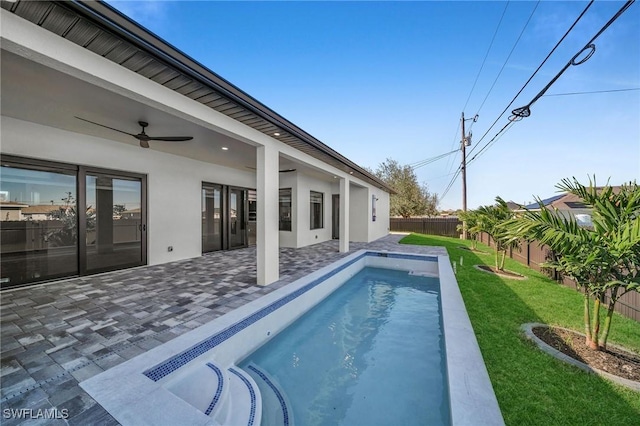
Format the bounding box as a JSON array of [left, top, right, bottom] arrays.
[[107, 1, 639, 210]]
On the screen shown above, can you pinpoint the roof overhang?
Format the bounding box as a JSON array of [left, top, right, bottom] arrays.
[[1, 0, 394, 193]]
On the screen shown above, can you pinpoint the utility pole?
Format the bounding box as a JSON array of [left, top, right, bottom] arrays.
[[461, 112, 468, 240], [460, 112, 477, 240]]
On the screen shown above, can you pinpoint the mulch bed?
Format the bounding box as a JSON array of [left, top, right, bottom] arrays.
[[533, 326, 640, 382], [475, 264, 526, 280]]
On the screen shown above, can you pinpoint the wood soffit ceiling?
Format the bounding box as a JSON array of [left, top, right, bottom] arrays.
[[1, 0, 393, 193]]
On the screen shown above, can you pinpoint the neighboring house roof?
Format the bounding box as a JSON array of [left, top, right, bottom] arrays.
[[21, 205, 65, 215], [523, 194, 566, 210], [0, 201, 29, 208], [522, 186, 622, 211], [505, 201, 522, 211], [0, 0, 393, 193]]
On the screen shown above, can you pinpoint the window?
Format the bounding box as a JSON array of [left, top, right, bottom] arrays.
[[310, 191, 323, 230], [279, 188, 292, 231]]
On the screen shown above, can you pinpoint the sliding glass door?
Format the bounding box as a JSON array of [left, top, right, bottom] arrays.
[[0, 160, 78, 287], [83, 170, 146, 274], [228, 187, 247, 249], [0, 156, 147, 288], [202, 183, 223, 252], [201, 183, 249, 252]]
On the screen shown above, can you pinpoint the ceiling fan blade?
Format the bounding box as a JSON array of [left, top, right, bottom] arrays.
[[75, 116, 137, 137], [147, 136, 194, 142], [139, 139, 150, 149]]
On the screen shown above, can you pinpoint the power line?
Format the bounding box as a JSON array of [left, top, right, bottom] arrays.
[[473, 0, 541, 117], [440, 166, 462, 201], [467, 0, 595, 158], [410, 149, 459, 170], [468, 121, 515, 165], [446, 3, 509, 176], [511, 0, 635, 120], [543, 88, 640, 97], [467, 1, 634, 168], [462, 1, 510, 112], [444, 116, 462, 175]]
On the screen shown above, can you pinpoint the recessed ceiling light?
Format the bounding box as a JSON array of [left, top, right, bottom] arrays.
[[349, 171, 353, 175], [333, 176, 337, 179], [273, 132, 281, 136], [221, 147, 229, 151]]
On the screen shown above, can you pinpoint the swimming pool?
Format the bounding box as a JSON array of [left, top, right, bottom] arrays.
[[80, 250, 503, 425], [241, 267, 449, 425]]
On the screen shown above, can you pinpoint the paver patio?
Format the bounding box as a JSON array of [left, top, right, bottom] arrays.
[[0, 234, 446, 425]]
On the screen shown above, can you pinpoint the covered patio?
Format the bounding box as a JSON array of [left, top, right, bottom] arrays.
[[0, 234, 445, 425]]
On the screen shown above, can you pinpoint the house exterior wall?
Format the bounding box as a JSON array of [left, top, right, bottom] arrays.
[[1, 116, 255, 265], [349, 185, 369, 242], [369, 186, 390, 242], [1, 9, 392, 284], [278, 172, 297, 248], [294, 173, 333, 248]]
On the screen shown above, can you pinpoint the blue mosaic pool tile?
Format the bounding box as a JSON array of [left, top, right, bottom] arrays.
[[204, 363, 224, 416], [247, 365, 289, 426], [369, 252, 438, 262], [143, 253, 366, 381], [229, 368, 256, 426], [143, 251, 437, 382]]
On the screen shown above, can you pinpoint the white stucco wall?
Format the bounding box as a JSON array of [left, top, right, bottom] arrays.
[[1, 116, 255, 265], [349, 185, 369, 242], [1, 8, 392, 270], [369, 186, 390, 241]]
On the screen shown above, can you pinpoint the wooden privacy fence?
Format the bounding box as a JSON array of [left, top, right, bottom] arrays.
[[477, 232, 640, 322], [390, 217, 461, 237]]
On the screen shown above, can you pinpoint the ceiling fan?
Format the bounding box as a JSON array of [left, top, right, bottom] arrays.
[[76, 117, 193, 148]]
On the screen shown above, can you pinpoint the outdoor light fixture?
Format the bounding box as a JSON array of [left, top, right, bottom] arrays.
[[221, 147, 229, 151], [273, 132, 281, 136]]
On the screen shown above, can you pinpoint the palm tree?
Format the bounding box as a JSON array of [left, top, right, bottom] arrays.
[[475, 197, 515, 271], [505, 178, 640, 350], [457, 210, 481, 250]]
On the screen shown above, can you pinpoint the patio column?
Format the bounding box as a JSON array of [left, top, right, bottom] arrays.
[[339, 177, 350, 253], [256, 144, 279, 285]]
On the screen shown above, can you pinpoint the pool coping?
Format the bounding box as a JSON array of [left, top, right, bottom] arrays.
[[439, 255, 505, 426], [80, 249, 504, 425]]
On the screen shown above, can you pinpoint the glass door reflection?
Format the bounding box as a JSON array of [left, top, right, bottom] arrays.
[[202, 183, 223, 252], [228, 188, 247, 249], [84, 172, 145, 273]]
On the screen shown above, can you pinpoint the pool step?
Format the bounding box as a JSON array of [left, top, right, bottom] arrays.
[[164, 362, 261, 426], [245, 364, 293, 426], [214, 367, 261, 426]]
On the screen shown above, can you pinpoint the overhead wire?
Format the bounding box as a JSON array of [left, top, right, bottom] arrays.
[[444, 2, 508, 176], [510, 0, 635, 120], [473, 0, 541, 117], [440, 1, 540, 203], [543, 87, 640, 97], [409, 149, 459, 170], [469, 1, 635, 165], [467, 0, 595, 159], [462, 1, 510, 112], [440, 166, 463, 201]]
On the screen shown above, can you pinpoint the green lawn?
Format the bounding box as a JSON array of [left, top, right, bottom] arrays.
[[399, 233, 640, 426]]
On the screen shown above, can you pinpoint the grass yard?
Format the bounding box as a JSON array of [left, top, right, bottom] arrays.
[[400, 233, 640, 426]]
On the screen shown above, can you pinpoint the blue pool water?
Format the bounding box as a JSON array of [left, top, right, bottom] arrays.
[[240, 267, 450, 426]]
